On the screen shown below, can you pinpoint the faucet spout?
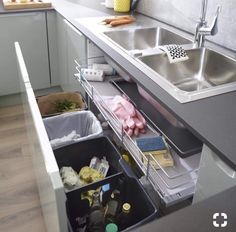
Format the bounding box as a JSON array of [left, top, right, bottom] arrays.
[[200, 0, 208, 23]]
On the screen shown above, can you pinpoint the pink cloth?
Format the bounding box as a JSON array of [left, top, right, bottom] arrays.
[[105, 95, 146, 136]]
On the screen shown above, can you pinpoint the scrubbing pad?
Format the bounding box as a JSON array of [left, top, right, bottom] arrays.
[[159, 44, 189, 63], [143, 150, 174, 169], [136, 136, 167, 154]]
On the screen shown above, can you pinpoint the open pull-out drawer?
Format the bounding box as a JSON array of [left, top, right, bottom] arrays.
[[15, 42, 68, 232], [75, 59, 202, 206], [15, 42, 157, 232]]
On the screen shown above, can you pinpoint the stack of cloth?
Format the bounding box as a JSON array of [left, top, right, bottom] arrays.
[[136, 136, 174, 169]]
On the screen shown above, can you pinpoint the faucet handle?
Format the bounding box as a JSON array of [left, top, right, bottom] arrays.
[[210, 5, 221, 35]]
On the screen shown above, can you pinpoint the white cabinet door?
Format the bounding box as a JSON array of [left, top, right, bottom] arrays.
[[0, 12, 50, 95], [46, 11, 60, 86], [66, 19, 87, 94], [15, 42, 68, 232], [56, 13, 68, 90], [193, 145, 236, 203]]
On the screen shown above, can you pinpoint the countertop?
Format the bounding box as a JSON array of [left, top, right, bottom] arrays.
[[1, 0, 236, 169], [54, 0, 236, 170]]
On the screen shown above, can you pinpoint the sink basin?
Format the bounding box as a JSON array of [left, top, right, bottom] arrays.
[[103, 27, 191, 51], [138, 48, 236, 102]]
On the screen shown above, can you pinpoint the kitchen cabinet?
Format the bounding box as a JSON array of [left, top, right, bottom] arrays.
[[66, 19, 86, 94], [56, 13, 86, 94], [0, 12, 50, 95], [193, 145, 236, 203], [46, 11, 60, 86], [56, 13, 68, 91]]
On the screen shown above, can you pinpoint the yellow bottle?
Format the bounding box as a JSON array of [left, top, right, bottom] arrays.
[[114, 0, 131, 12]]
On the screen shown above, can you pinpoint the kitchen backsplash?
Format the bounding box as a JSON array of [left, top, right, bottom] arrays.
[[137, 0, 236, 51]]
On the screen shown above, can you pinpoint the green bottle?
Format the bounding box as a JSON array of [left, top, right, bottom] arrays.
[[105, 223, 118, 232]]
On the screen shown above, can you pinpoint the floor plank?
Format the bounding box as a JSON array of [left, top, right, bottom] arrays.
[[0, 104, 46, 231]]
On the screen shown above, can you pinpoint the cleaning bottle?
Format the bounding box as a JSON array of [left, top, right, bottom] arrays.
[[87, 191, 105, 232], [105, 190, 121, 224]]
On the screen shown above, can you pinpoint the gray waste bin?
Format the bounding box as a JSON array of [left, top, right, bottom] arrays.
[[43, 111, 103, 149]]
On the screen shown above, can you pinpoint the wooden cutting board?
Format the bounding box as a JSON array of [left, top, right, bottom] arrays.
[[3, 0, 52, 10]]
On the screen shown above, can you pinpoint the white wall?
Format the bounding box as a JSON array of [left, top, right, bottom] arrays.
[[137, 0, 236, 51]]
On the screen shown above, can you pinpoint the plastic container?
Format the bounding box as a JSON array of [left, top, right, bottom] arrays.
[[54, 136, 123, 186], [37, 91, 87, 118], [66, 173, 157, 232], [92, 63, 116, 76], [114, 0, 131, 12], [43, 111, 103, 149]]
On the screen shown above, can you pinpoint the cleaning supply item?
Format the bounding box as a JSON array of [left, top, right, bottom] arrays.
[[92, 63, 116, 76], [114, 0, 131, 12], [143, 149, 174, 169], [136, 136, 167, 154], [159, 44, 189, 63], [81, 68, 104, 82]]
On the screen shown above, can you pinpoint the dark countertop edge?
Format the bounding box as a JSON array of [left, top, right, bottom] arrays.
[[11, 0, 236, 169], [136, 185, 236, 232]]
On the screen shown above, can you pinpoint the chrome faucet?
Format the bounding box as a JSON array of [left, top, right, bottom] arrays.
[[194, 0, 221, 47]]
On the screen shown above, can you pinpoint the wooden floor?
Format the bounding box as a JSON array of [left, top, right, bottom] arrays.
[[0, 104, 46, 232]]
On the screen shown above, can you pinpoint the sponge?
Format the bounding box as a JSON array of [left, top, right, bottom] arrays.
[[136, 136, 167, 154], [143, 150, 174, 169]]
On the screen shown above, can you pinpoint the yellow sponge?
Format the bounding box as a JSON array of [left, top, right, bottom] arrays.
[[143, 149, 174, 169]]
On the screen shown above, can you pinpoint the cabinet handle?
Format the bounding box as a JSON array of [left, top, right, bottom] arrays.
[[64, 19, 83, 36]]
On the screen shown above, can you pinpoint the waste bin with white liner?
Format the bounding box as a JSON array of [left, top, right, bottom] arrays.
[[43, 110, 103, 149]]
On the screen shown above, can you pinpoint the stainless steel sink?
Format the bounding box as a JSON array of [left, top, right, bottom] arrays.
[[138, 48, 236, 102], [103, 27, 191, 51]]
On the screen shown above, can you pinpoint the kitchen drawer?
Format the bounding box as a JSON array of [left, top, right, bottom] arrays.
[[15, 42, 157, 232], [15, 42, 67, 232], [74, 61, 202, 206]]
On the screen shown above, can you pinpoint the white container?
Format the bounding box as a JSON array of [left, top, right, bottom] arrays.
[[92, 63, 116, 76], [81, 68, 104, 82], [105, 0, 114, 8]]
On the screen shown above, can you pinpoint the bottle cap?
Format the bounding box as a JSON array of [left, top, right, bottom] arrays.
[[122, 203, 131, 213], [105, 223, 118, 232]]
